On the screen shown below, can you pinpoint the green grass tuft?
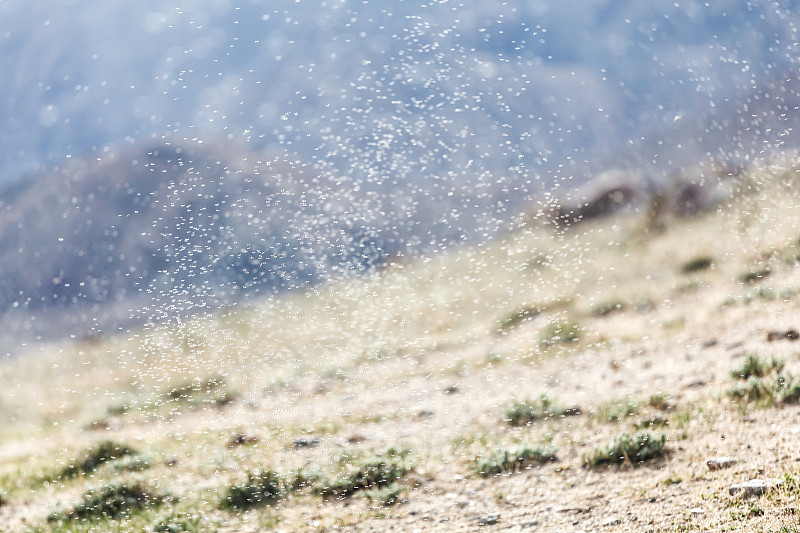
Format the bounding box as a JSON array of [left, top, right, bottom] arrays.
[[778, 377, 800, 405], [475, 445, 558, 477], [726, 377, 776, 407], [726, 355, 800, 410], [739, 267, 771, 284], [497, 306, 541, 332], [363, 482, 404, 506], [586, 431, 667, 467], [110, 454, 154, 473], [646, 392, 673, 411], [591, 300, 626, 317], [729, 503, 764, 520], [592, 398, 640, 423], [727, 374, 800, 409], [287, 467, 322, 492], [540, 321, 582, 344], [316, 449, 410, 499], [152, 511, 205, 532], [164, 375, 236, 408], [635, 416, 669, 429], [743, 287, 777, 304], [730, 354, 784, 380], [57, 440, 138, 479], [681, 256, 714, 274], [221, 470, 285, 510], [50, 481, 165, 522], [504, 396, 580, 426]]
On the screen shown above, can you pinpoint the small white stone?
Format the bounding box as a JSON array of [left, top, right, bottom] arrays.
[[706, 456, 735, 470], [729, 478, 784, 497], [478, 514, 500, 526]]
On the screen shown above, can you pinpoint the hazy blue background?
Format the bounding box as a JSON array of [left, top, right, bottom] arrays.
[[2, 0, 800, 349], [2, 0, 798, 187]]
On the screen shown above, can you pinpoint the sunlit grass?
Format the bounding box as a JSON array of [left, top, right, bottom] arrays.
[[5, 165, 799, 436], [474, 445, 558, 477], [585, 431, 667, 468], [504, 396, 580, 426], [4, 161, 800, 530], [53, 440, 138, 480]]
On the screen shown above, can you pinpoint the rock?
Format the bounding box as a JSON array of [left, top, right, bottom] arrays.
[[601, 517, 622, 526], [85, 417, 122, 431], [443, 384, 460, 395], [405, 473, 427, 488], [766, 329, 800, 342], [690, 507, 705, 515], [664, 161, 741, 219], [478, 514, 500, 526], [728, 478, 784, 497], [684, 380, 707, 389], [706, 457, 735, 471], [346, 433, 366, 444], [292, 438, 320, 449], [553, 169, 644, 227], [228, 433, 258, 447], [671, 182, 707, 217]]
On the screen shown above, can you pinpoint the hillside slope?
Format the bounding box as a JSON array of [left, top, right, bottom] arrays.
[[0, 141, 406, 348], [0, 138, 527, 352], [2, 158, 800, 531]]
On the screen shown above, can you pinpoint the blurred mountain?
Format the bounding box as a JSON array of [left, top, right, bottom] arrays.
[[0, 143, 368, 343], [0, 140, 515, 349], [1, 0, 799, 186], [2, 0, 800, 349]]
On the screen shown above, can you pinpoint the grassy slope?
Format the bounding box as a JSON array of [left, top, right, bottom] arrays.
[[1, 158, 800, 530]]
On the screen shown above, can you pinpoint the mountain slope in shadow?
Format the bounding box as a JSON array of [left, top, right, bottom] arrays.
[[0, 141, 410, 349]]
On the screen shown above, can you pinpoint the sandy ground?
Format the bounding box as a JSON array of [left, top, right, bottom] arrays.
[[3, 167, 800, 532], [39, 265, 800, 532]]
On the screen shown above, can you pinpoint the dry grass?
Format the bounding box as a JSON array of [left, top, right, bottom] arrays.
[[3, 156, 800, 530]]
